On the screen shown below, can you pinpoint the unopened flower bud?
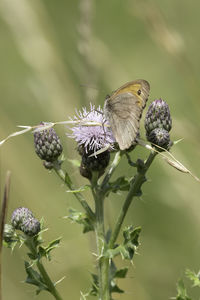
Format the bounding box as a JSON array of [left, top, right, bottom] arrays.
[[11, 207, 33, 229], [34, 123, 63, 162], [21, 217, 40, 236], [145, 99, 172, 135], [147, 128, 171, 150], [11, 207, 41, 236]]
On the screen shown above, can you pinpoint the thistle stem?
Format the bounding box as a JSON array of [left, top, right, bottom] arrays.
[[94, 194, 110, 300], [26, 238, 63, 300], [36, 261, 63, 300], [93, 151, 132, 299], [91, 172, 110, 300], [53, 162, 95, 222], [109, 151, 157, 248]]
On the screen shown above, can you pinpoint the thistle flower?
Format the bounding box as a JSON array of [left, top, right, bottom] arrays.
[[145, 99, 172, 135], [68, 104, 115, 153], [34, 122, 63, 163], [68, 104, 114, 179]]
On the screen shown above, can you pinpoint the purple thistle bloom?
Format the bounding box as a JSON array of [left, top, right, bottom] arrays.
[[68, 104, 116, 152]]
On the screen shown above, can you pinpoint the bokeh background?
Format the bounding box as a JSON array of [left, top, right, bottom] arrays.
[[1, 0, 200, 299]]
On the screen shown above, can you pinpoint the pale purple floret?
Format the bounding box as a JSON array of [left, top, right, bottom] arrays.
[[68, 104, 115, 152]]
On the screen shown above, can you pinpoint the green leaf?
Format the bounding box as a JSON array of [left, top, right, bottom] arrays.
[[105, 229, 112, 243], [186, 269, 200, 287], [89, 273, 99, 296], [3, 224, 21, 250], [24, 261, 49, 294], [27, 253, 37, 260], [122, 226, 141, 260], [176, 279, 192, 300], [105, 227, 141, 260], [110, 281, 124, 294], [66, 185, 91, 193], [108, 176, 132, 193], [114, 267, 129, 278], [119, 246, 131, 260], [67, 208, 94, 233], [80, 291, 88, 300], [105, 245, 124, 259], [38, 237, 62, 260], [109, 260, 127, 295]]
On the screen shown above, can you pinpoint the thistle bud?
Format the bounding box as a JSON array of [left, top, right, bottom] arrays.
[[145, 99, 172, 135], [21, 217, 40, 236], [11, 207, 33, 229], [78, 145, 110, 180], [147, 128, 171, 150], [34, 123, 63, 162], [11, 207, 40, 236]]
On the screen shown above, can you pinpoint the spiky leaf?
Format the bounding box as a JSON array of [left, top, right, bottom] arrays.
[[108, 176, 132, 194], [114, 267, 129, 278], [186, 269, 200, 287], [38, 237, 61, 260], [89, 273, 99, 296], [24, 261, 49, 294], [67, 208, 94, 233], [176, 279, 192, 300]]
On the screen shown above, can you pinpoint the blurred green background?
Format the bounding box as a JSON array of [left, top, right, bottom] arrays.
[[1, 0, 200, 299]]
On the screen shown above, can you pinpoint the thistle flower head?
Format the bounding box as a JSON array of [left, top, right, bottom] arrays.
[[79, 145, 110, 180], [11, 207, 33, 229], [147, 128, 171, 150], [34, 122, 63, 163], [145, 99, 172, 135], [68, 104, 115, 153], [145, 99, 172, 150], [11, 207, 40, 236], [21, 217, 40, 236]]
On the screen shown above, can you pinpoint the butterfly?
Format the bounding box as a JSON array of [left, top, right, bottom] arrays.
[[104, 79, 150, 150]]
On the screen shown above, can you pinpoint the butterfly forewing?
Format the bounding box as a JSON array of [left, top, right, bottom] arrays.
[[104, 79, 150, 150]]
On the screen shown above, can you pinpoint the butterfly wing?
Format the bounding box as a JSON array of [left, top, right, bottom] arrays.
[[104, 80, 150, 150]]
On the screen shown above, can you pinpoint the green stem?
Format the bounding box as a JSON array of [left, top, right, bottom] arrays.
[[26, 238, 63, 300], [36, 260, 63, 300], [53, 161, 95, 222], [93, 151, 125, 299], [93, 175, 110, 300], [109, 151, 157, 248]]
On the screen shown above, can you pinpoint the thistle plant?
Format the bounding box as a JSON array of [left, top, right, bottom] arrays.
[[3, 97, 198, 300]]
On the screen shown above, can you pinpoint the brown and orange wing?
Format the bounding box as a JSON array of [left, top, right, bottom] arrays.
[[104, 80, 150, 150]]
